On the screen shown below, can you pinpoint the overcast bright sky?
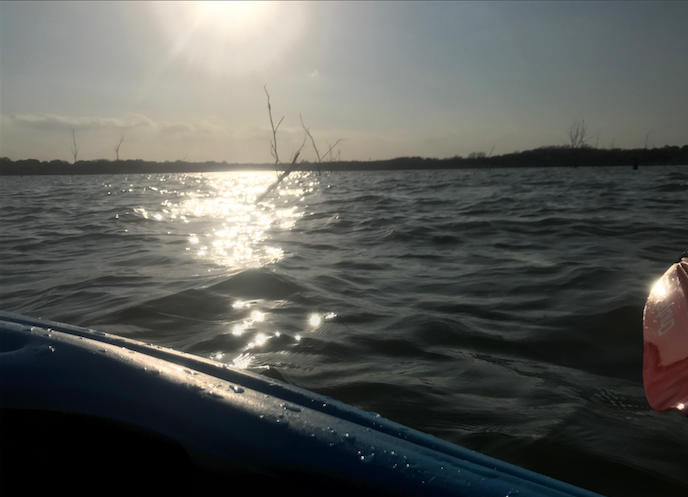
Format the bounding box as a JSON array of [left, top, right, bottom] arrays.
[[1, 1, 687, 163]]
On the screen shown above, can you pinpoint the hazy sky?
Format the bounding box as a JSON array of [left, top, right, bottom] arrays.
[[1, 1, 687, 163]]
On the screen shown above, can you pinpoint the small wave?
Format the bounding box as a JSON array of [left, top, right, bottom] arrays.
[[651, 183, 688, 193], [208, 267, 304, 300], [666, 171, 688, 181]]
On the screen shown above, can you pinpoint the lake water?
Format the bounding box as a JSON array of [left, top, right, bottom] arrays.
[[1, 166, 687, 496]]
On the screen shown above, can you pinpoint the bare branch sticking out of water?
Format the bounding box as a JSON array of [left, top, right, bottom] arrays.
[[264, 85, 284, 165], [71, 128, 80, 164], [568, 119, 598, 149], [300, 114, 344, 175], [300, 113, 344, 164], [257, 86, 343, 202], [300, 113, 321, 163], [322, 139, 344, 162], [115, 136, 124, 161], [292, 133, 308, 165], [255, 150, 304, 204], [257, 85, 308, 203]]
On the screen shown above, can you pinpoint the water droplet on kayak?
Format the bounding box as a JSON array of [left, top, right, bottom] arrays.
[[281, 403, 301, 412], [35, 344, 54, 356], [344, 433, 356, 443], [358, 450, 375, 463]]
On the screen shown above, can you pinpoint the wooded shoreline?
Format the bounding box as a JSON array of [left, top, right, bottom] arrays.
[[2, 144, 687, 175]]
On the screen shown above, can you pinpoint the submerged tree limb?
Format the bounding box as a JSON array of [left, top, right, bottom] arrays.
[[255, 150, 303, 203]]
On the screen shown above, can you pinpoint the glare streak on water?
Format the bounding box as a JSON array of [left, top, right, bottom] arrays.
[[1, 167, 688, 496]]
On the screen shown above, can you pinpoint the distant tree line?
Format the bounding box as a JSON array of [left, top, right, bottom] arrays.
[[0, 158, 278, 176], [1, 144, 687, 176]]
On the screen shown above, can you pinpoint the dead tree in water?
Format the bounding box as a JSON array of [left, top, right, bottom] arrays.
[[115, 136, 125, 161], [71, 128, 80, 164], [567, 119, 598, 168], [300, 114, 344, 169], [264, 85, 284, 165], [299, 114, 343, 174], [568, 119, 591, 149], [256, 85, 306, 203], [256, 86, 344, 202]]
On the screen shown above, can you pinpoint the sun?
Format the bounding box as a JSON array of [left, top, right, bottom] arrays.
[[191, 1, 275, 42], [150, 1, 307, 75]]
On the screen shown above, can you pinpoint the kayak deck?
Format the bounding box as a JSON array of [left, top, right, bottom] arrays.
[[0, 310, 601, 496]]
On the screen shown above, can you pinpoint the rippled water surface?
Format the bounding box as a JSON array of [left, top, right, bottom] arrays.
[[2, 167, 687, 496]]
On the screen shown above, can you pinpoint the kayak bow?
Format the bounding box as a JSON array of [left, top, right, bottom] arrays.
[[0, 310, 601, 496]]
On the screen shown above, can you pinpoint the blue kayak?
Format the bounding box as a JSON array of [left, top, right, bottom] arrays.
[[0, 310, 601, 496]]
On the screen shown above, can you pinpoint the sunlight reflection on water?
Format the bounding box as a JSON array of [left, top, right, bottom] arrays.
[[132, 171, 319, 368], [138, 172, 309, 269]]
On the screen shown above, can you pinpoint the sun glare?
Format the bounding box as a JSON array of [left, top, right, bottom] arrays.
[[194, 1, 273, 41], [151, 1, 307, 74]]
